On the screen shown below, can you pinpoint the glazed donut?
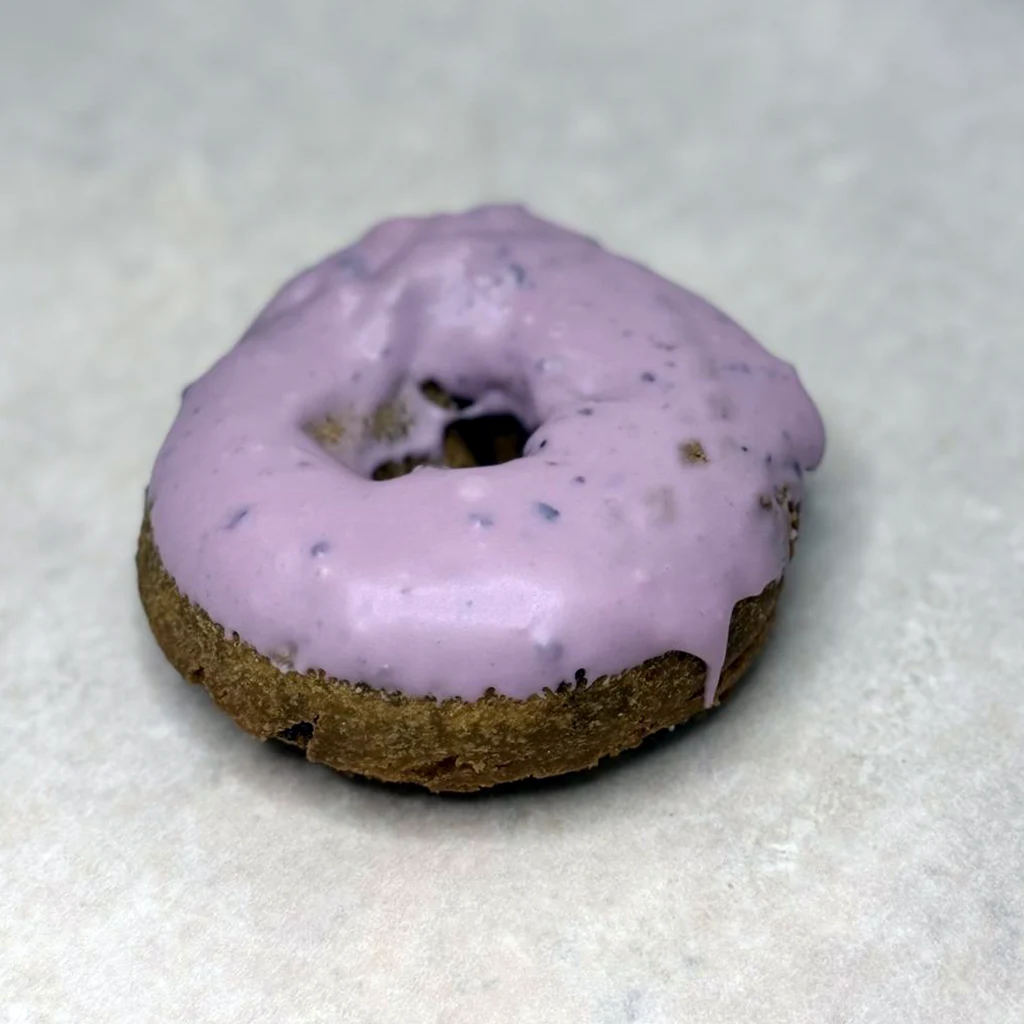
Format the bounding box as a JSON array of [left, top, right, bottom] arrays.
[[138, 205, 824, 791]]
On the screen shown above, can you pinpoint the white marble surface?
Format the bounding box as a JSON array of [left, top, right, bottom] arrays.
[[2, 1, 1023, 1021]]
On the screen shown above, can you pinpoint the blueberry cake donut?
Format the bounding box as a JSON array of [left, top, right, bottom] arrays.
[[138, 205, 824, 792]]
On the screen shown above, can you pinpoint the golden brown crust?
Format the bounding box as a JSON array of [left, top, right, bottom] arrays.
[[137, 513, 786, 792]]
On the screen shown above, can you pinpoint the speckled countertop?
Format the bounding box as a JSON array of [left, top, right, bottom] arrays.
[[1, 2, 1022, 1022]]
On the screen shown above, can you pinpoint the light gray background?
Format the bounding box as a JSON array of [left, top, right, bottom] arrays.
[[2, 1, 1022, 1021]]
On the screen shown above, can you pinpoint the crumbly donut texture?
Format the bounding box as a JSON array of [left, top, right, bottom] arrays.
[[138, 513, 785, 792]]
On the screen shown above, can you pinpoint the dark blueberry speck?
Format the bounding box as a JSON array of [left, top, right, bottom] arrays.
[[765, 453, 774, 465], [470, 513, 494, 528], [741, 445, 749, 453], [537, 640, 564, 661], [310, 540, 331, 557], [792, 460, 804, 478], [640, 371, 656, 383], [535, 502, 561, 522], [335, 251, 367, 277], [224, 507, 250, 530], [509, 263, 527, 286], [572, 476, 586, 485], [538, 439, 548, 450], [621, 329, 634, 338], [296, 460, 313, 469], [578, 407, 594, 416], [278, 721, 315, 744]]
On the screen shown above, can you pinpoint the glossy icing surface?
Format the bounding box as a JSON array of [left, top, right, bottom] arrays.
[[148, 206, 825, 701]]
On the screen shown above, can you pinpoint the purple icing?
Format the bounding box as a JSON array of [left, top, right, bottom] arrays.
[[148, 205, 825, 702]]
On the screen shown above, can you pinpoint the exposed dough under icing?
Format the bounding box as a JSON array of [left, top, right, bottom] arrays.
[[148, 205, 825, 701]]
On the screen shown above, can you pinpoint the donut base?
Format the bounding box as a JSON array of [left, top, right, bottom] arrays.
[[137, 514, 783, 792]]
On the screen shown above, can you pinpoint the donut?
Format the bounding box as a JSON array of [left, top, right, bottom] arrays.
[[138, 205, 824, 792]]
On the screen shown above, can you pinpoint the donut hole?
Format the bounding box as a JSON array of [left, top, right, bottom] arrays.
[[444, 413, 530, 467], [371, 380, 530, 480], [419, 379, 529, 467], [371, 412, 530, 479]]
